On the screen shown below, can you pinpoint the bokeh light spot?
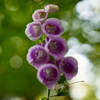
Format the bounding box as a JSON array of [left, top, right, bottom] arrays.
[[95, 89, 100, 100], [61, 20, 70, 32], [81, 44, 93, 53], [88, 31, 100, 43], [10, 55, 23, 68], [11, 36, 23, 48], [0, 13, 4, 20], [0, 46, 2, 55], [79, 10, 94, 20], [76, 1, 90, 14], [11, 10, 23, 22], [71, 19, 80, 30], [10, 96, 26, 100], [70, 85, 87, 99], [82, 24, 93, 34], [0, 63, 6, 74], [96, 76, 100, 89], [67, 37, 80, 48], [5, 0, 19, 11]]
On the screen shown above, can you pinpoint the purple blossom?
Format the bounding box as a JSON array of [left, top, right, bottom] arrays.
[[32, 9, 48, 22], [36, 43, 45, 47], [45, 37, 49, 43], [37, 64, 60, 89], [55, 58, 62, 68], [27, 45, 50, 69], [44, 4, 59, 13], [48, 59, 55, 65], [59, 57, 78, 80], [42, 18, 64, 38], [25, 21, 43, 41], [45, 37, 68, 60]]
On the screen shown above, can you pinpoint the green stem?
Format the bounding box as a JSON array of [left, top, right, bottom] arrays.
[[69, 80, 84, 85], [49, 95, 58, 98], [47, 89, 50, 100]]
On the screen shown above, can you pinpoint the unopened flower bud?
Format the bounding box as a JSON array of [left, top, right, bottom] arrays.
[[45, 4, 59, 13]]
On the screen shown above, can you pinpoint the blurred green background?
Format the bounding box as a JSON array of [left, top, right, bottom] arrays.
[[0, 0, 100, 100]]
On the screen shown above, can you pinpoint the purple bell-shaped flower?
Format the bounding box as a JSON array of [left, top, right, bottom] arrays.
[[45, 37, 68, 60], [32, 9, 48, 22], [27, 45, 50, 69], [25, 21, 43, 41], [37, 64, 60, 89], [59, 57, 78, 80], [42, 18, 64, 38]]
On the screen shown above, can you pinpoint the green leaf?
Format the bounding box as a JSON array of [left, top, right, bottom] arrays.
[[40, 97, 48, 100]]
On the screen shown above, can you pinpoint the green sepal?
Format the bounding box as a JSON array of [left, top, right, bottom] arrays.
[[56, 85, 68, 96], [57, 75, 66, 84]]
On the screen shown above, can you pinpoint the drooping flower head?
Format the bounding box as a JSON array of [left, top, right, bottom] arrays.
[[27, 45, 50, 69], [59, 57, 78, 80], [37, 64, 60, 89], [32, 9, 48, 22], [25, 21, 43, 41], [42, 18, 64, 38], [45, 37, 68, 60], [45, 4, 59, 13]]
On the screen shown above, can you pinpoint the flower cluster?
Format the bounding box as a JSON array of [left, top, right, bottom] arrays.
[[25, 4, 78, 90]]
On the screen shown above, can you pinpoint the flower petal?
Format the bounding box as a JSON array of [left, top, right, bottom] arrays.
[[45, 37, 68, 59], [42, 18, 64, 38], [37, 64, 60, 89], [25, 21, 43, 41], [36, 43, 45, 47], [32, 9, 48, 22], [27, 45, 50, 69]]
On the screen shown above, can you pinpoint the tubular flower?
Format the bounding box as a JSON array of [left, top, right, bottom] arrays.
[[42, 18, 64, 38], [45, 37, 68, 59], [25, 21, 43, 41], [59, 57, 78, 80], [27, 45, 50, 69], [44, 4, 59, 13], [37, 64, 60, 89], [32, 9, 48, 22]]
